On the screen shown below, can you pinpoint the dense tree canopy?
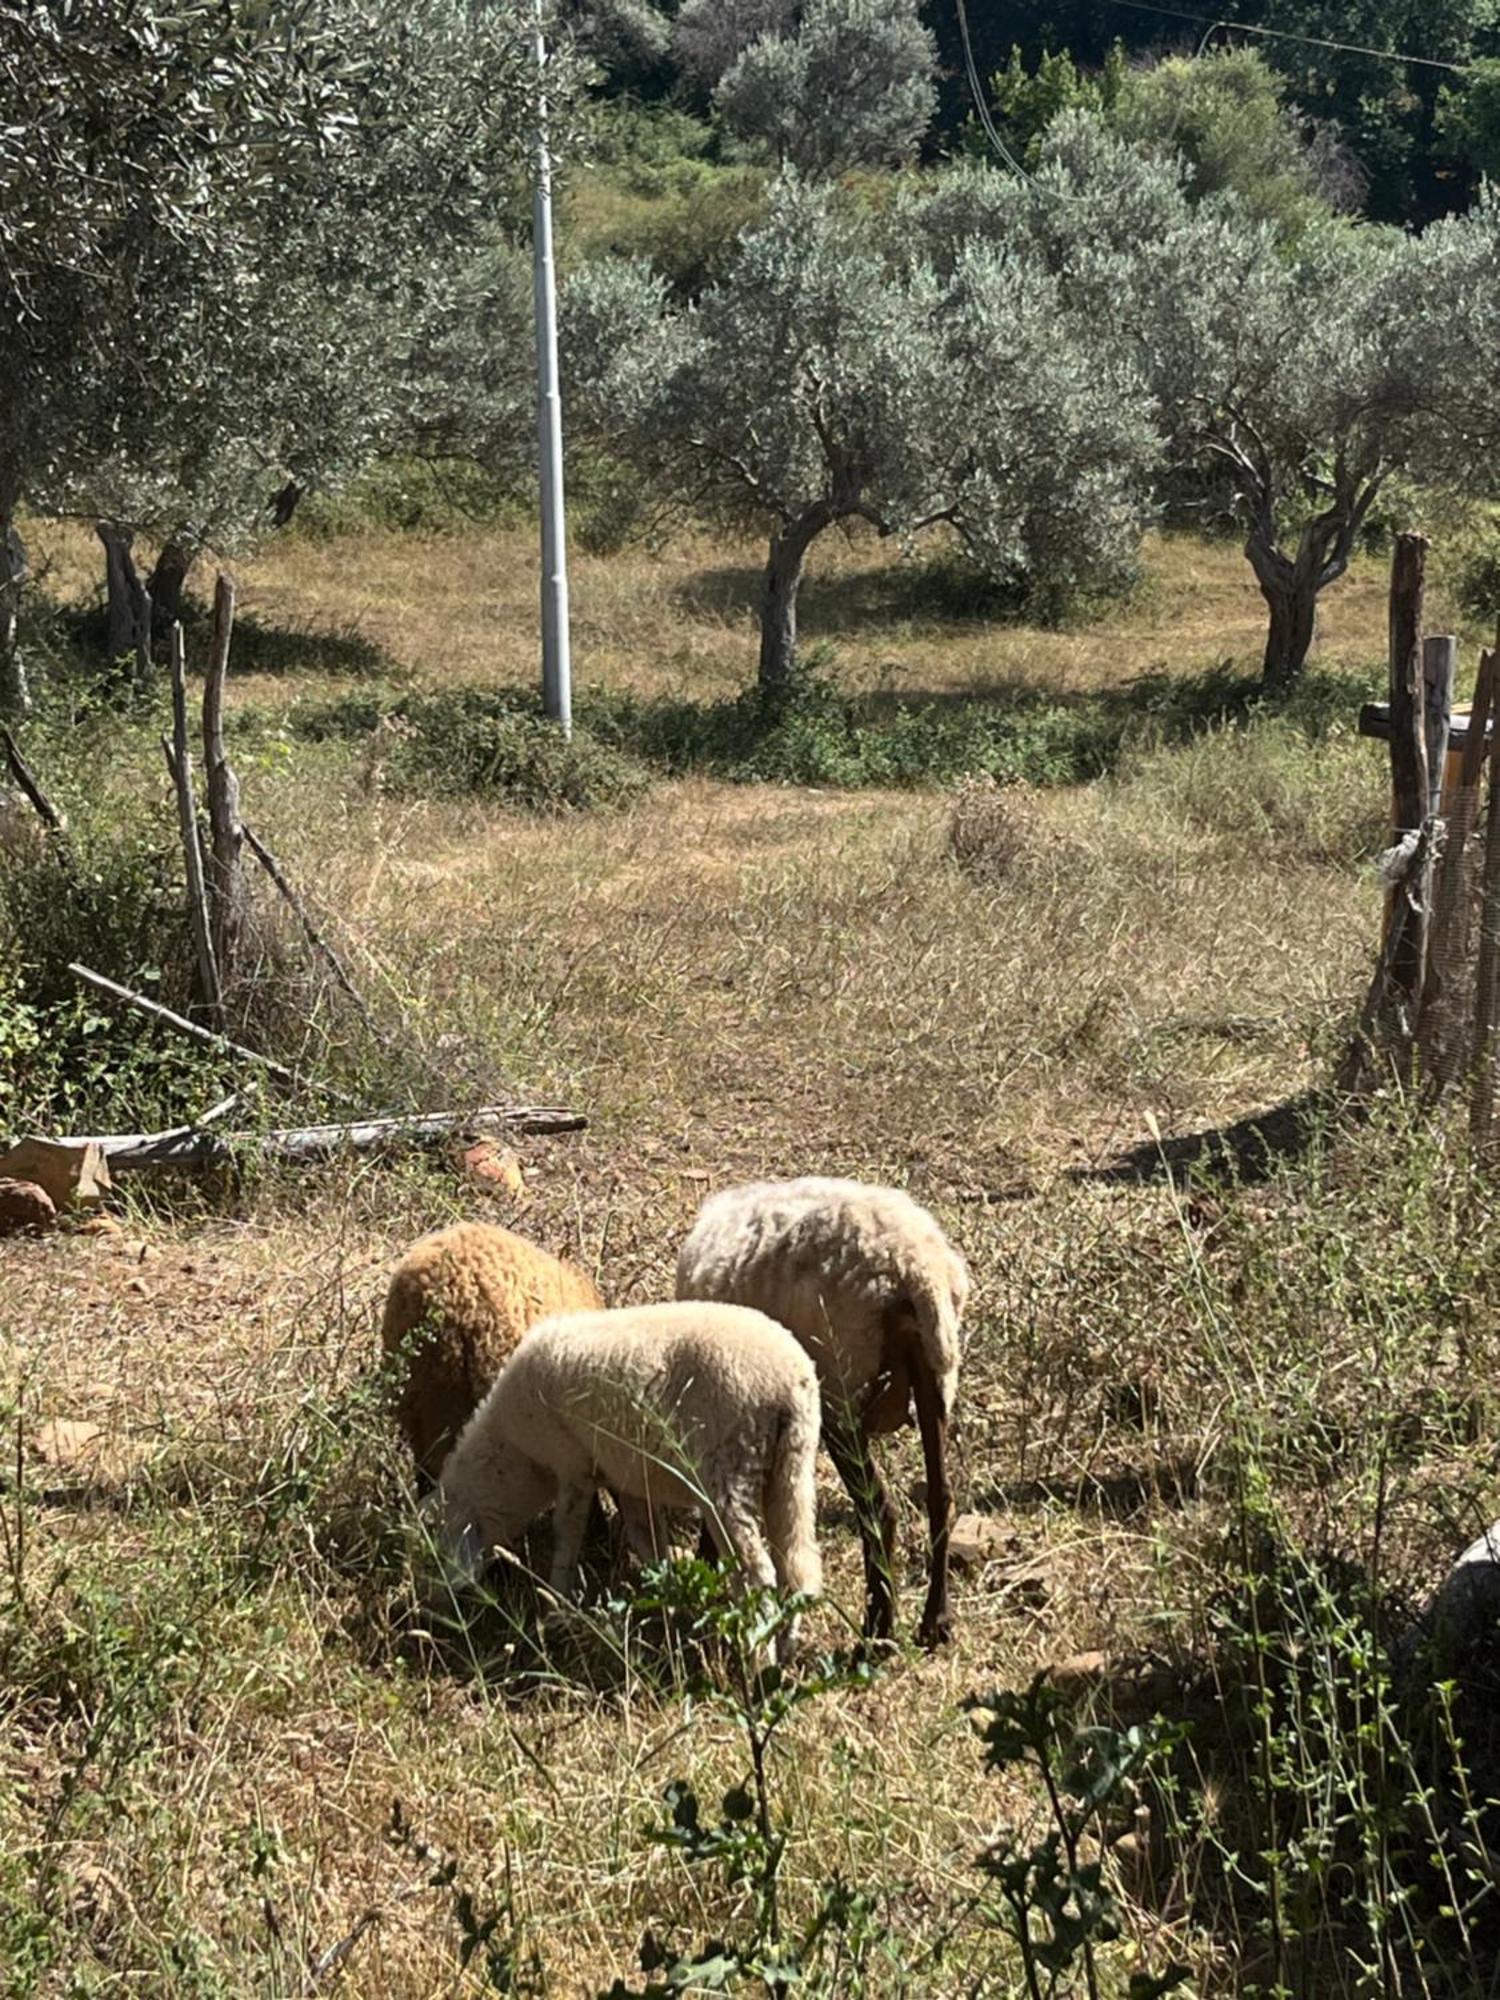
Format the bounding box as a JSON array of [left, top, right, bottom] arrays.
[[0, 0, 566, 702], [715, 0, 937, 176], [566, 174, 1156, 697], [918, 114, 1500, 687], [932, 0, 1500, 224]]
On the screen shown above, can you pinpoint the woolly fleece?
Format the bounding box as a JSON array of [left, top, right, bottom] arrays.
[[674, 1176, 969, 1433], [381, 1220, 602, 1480], [439, 1301, 823, 1635]]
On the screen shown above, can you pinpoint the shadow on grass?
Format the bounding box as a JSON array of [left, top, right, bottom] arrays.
[[219, 609, 395, 681], [286, 656, 1375, 801], [1068, 1089, 1329, 1191], [675, 551, 1032, 635], [20, 591, 396, 686], [576, 657, 1371, 791]]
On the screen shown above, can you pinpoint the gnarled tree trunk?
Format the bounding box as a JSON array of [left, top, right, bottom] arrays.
[[1248, 527, 1322, 693], [1242, 457, 1383, 695], [97, 521, 152, 681], [758, 503, 834, 705]]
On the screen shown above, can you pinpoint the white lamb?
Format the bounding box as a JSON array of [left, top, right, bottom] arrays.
[[675, 1177, 969, 1648], [438, 1301, 823, 1661]]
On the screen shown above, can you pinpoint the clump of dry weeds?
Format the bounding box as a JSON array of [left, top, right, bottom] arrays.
[[947, 774, 1052, 883]]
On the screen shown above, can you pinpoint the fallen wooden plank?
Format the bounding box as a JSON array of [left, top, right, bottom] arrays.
[[72, 1104, 587, 1170]]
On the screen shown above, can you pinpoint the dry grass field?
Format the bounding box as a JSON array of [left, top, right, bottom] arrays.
[[6, 516, 1500, 1997]]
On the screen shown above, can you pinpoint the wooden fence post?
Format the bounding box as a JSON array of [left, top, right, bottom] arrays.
[[200, 574, 245, 999], [1422, 647, 1496, 1088], [1386, 534, 1432, 1063], [166, 622, 223, 1025]]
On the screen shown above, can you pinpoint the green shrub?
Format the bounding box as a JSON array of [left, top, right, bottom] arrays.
[[295, 687, 652, 812], [0, 827, 231, 1133], [1454, 530, 1500, 627], [291, 457, 527, 540], [577, 655, 1377, 795], [585, 99, 717, 186]]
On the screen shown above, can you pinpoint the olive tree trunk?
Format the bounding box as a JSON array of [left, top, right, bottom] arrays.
[[1242, 462, 1382, 695], [1259, 572, 1319, 690], [97, 520, 152, 680], [758, 502, 834, 704], [0, 485, 28, 714]]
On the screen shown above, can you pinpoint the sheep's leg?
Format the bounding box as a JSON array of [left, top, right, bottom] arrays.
[[706, 1505, 777, 1590], [824, 1418, 898, 1644], [617, 1493, 668, 1568], [705, 1494, 798, 1663], [548, 1483, 594, 1599], [910, 1356, 955, 1650]]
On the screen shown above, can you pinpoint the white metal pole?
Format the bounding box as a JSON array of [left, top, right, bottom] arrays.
[[533, 0, 572, 736]]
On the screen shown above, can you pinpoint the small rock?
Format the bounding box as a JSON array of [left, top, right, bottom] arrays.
[[458, 1141, 526, 1198], [1045, 1650, 1110, 1699], [949, 1512, 1008, 1569], [0, 1178, 57, 1236], [33, 1419, 104, 1468]]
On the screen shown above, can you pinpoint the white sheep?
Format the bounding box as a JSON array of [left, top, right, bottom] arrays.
[[438, 1301, 823, 1661], [675, 1176, 969, 1648], [381, 1221, 603, 1483]]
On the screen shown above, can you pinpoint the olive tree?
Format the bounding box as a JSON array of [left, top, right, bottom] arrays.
[[918, 120, 1423, 689], [1393, 186, 1500, 489], [0, 0, 361, 700], [1108, 45, 1363, 233], [565, 175, 1156, 700], [1, 0, 556, 687], [715, 0, 937, 177]]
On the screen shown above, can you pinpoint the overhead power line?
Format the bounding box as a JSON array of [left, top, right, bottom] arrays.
[[953, 0, 1219, 189], [1103, 0, 1466, 74]]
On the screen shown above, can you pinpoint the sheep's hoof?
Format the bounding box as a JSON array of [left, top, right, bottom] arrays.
[[861, 1598, 896, 1645], [916, 1609, 954, 1651]]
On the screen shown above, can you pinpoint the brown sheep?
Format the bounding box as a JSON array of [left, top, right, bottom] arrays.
[[380, 1221, 602, 1482]]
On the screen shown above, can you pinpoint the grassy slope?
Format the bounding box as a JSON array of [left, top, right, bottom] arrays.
[[5, 520, 1498, 1995]]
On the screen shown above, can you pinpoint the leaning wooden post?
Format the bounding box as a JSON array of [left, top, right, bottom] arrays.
[[200, 574, 246, 1000], [1422, 646, 1497, 1090], [0, 723, 69, 842], [1473, 624, 1500, 1149], [1472, 750, 1500, 1150], [1386, 534, 1432, 1068], [165, 621, 223, 1025]]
